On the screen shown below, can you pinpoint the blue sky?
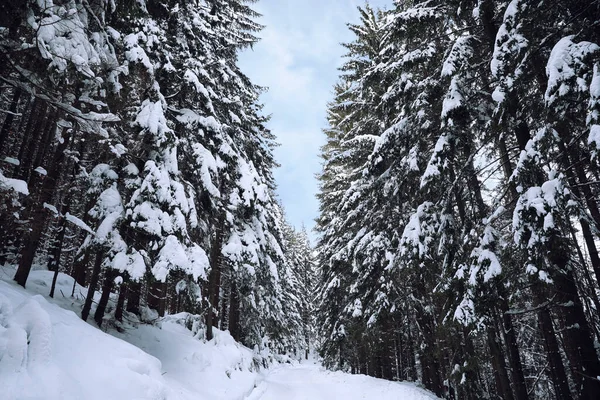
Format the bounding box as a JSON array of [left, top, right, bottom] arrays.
[[239, 0, 391, 242]]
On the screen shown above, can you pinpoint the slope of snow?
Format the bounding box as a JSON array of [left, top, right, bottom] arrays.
[[114, 320, 260, 400], [0, 277, 167, 400], [247, 363, 439, 400], [0, 268, 263, 400]]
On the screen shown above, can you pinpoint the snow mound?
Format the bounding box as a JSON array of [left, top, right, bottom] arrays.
[[0, 280, 168, 400], [0, 269, 262, 400]]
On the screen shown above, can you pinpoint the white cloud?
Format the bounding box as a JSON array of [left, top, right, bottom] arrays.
[[239, 0, 392, 241]]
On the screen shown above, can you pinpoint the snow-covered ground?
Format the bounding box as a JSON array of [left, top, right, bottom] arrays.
[[248, 363, 439, 400], [0, 267, 439, 400], [0, 269, 263, 400]]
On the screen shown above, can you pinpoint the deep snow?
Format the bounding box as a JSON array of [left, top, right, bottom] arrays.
[[0, 267, 439, 400], [0, 269, 261, 400]]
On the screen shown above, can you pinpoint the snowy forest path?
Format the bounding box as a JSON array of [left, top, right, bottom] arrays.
[[245, 362, 439, 400]]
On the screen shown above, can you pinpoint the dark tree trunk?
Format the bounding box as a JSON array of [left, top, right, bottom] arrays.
[[228, 280, 240, 341], [71, 249, 91, 290], [219, 282, 229, 332], [70, 197, 96, 290], [206, 216, 225, 341], [0, 88, 21, 152], [15, 98, 40, 170], [461, 326, 483, 400], [532, 284, 573, 400], [147, 280, 167, 317], [552, 267, 600, 399], [126, 280, 141, 315], [13, 125, 72, 287], [17, 101, 48, 182], [115, 281, 127, 322], [28, 112, 58, 186], [405, 318, 417, 381], [487, 324, 514, 400], [95, 268, 117, 327], [379, 317, 394, 381], [82, 250, 104, 322], [555, 135, 600, 287], [167, 276, 179, 315], [569, 224, 600, 343], [418, 314, 442, 396], [48, 203, 69, 298], [498, 295, 529, 400]]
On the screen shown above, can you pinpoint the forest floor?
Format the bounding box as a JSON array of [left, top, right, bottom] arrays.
[[0, 266, 439, 400]]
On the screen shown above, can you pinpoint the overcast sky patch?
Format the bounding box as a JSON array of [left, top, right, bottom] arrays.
[[239, 0, 391, 242]]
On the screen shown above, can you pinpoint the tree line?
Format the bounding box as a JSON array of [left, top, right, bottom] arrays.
[[316, 1, 600, 399], [0, 0, 315, 357]]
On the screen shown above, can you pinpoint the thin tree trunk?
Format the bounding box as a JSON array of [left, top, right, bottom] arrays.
[[15, 98, 40, 170], [532, 284, 573, 400], [126, 280, 141, 315], [148, 280, 167, 317], [115, 281, 127, 322], [82, 250, 104, 322], [493, 131, 529, 400], [498, 294, 529, 400], [28, 112, 58, 186], [555, 136, 600, 287], [219, 279, 230, 331], [487, 323, 514, 400], [0, 88, 21, 152], [228, 280, 240, 341], [48, 205, 69, 298], [13, 124, 71, 287], [552, 266, 600, 399], [568, 224, 600, 343], [206, 215, 225, 341], [71, 249, 91, 289], [95, 268, 117, 327], [18, 101, 48, 182], [417, 312, 442, 396]]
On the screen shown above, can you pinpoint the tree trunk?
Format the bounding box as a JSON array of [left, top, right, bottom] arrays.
[[498, 295, 529, 400], [28, 112, 58, 186], [0, 88, 21, 152], [95, 268, 117, 327], [48, 209, 68, 298], [13, 124, 71, 287], [147, 280, 167, 317], [126, 280, 141, 315], [115, 281, 127, 322], [555, 135, 600, 287], [82, 250, 104, 322], [17, 101, 49, 182], [532, 284, 573, 400], [15, 98, 40, 171], [206, 215, 225, 341], [417, 313, 442, 396], [228, 280, 240, 341], [219, 280, 230, 331], [487, 324, 514, 400], [71, 249, 91, 289], [552, 267, 600, 399]]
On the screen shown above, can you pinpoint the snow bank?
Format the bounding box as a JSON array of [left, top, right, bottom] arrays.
[[0, 276, 168, 400], [0, 269, 264, 400]]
